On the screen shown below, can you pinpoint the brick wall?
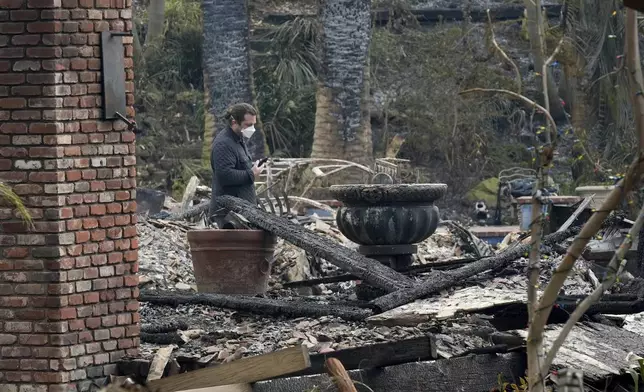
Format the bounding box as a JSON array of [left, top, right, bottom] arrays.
[[0, 0, 139, 390]]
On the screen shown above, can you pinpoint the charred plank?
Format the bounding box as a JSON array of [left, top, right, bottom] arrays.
[[139, 291, 372, 322], [284, 335, 438, 377], [141, 321, 189, 334], [216, 195, 415, 292], [254, 352, 526, 392]]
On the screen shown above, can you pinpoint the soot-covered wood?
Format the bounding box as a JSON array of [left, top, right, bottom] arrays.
[[372, 226, 583, 311], [139, 292, 372, 321], [217, 195, 415, 291], [202, 0, 265, 160]]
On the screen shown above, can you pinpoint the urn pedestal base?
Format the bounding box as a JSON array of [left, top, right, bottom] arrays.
[[358, 244, 417, 271]]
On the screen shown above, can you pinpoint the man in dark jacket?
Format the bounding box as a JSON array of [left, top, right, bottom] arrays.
[[209, 103, 262, 227]]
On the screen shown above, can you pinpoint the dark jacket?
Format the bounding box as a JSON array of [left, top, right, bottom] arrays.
[[209, 127, 257, 220]]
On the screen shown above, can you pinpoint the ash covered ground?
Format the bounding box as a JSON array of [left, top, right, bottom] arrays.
[[134, 214, 597, 366]]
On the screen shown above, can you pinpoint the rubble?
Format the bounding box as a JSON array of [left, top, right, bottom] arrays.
[[128, 190, 644, 392], [137, 302, 461, 362], [137, 219, 195, 291]]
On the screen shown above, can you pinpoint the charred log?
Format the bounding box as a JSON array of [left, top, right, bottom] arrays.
[[216, 195, 415, 292], [141, 321, 189, 334], [140, 332, 185, 345], [139, 292, 372, 321], [372, 225, 583, 312], [283, 257, 479, 288]]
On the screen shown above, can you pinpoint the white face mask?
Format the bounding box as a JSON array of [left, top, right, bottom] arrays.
[[241, 125, 256, 139]]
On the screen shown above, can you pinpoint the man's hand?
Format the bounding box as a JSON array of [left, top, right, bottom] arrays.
[[251, 161, 262, 178]]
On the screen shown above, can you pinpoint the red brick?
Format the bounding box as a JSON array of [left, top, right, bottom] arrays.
[[4, 247, 29, 258], [19, 334, 48, 345], [107, 252, 122, 264], [0, 0, 25, 8], [70, 57, 86, 70], [26, 0, 61, 7], [47, 307, 77, 321], [0, 97, 26, 109], [84, 291, 99, 304], [0, 73, 25, 85], [26, 46, 62, 58], [12, 85, 42, 96], [123, 275, 137, 287], [74, 230, 91, 243], [90, 204, 106, 215], [0, 22, 25, 34], [29, 171, 64, 183], [66, 170, 81, 181], [82, 218, 98, 229], [12, 34, 41, 45], [29, 122, 62, 134], [0, 122, 27, 133], [0, 296, 28, 307], [27, 21, 62, 33], [10, 9, 38, 21]]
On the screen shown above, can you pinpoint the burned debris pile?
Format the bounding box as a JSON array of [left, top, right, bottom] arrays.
[[115, 181, 644, 392]]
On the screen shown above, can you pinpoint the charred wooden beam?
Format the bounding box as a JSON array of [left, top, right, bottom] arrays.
[[372, 225, 583, 312], [140, 332, 185, 345], [286, 335, 437, 377], [216, 195, 415, 292], [283, 257, 478, 288], [139, 291, 372, 321], [254, 352, 526, 392], [141, 321, 189, 334]]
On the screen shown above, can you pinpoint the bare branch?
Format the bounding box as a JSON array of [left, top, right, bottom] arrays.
[[487, 9, 522, 93], [540, 202, 644, 376], [459, 88, 557, 139], [540, 36, 565, 144], [528, 8, 644, 384]]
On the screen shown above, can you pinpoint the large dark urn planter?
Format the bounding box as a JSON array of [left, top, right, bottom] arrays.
[[329, 183, 447, 271]]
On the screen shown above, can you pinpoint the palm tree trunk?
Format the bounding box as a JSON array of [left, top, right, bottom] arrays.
[[311, 0, 373, 168], [202, 69, 216, 167], [202, 0, 267, 161], [145, 0, 165, 51]]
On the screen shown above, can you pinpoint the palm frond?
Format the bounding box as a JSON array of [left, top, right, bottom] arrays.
[[0, 183, 32, 228]]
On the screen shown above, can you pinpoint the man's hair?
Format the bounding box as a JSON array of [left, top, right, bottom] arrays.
[[224, 103, 257, 126]]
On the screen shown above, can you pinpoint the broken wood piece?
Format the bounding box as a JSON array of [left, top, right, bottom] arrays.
[[372, 225, 582, 312], [180, 176, 200, 214], [556, 196, 594, 233], [140, 332, 185, 345], [253, 352, 526, 392], [216, 195, 415, 292], [178, 384, 252, 392], [138, 292, 372, 321], [294, 335, 437, 376], [141, 321, 189, 334], [325, 358, 358, 392], [147, 345, 311, 392], [147, 346, 175, 382]]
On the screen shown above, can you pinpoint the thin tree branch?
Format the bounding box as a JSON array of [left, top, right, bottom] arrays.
[[541, 36, 565, 144], [540, 202, 644, 376], [528, 9, 644, 387], [487, 9, 522, 93], [459, 88, 557, 140]]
